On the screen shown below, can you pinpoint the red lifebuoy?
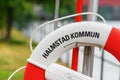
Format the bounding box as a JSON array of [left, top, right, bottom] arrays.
[[24, 22, 120, 80], [24, 62, 45, 80], [104, 27, 120, 60]]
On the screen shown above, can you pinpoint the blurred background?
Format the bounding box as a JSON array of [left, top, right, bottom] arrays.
[[0, 0, 120, 80]]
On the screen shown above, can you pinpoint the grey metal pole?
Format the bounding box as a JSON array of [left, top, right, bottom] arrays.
[[54, 0, 60, 30], [54, 0, 63, 62], [100, 50, 104, 80], [82, 0, 99, 77], [119, 66, 120, 80]]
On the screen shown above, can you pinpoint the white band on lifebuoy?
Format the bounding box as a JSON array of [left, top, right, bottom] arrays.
[[24, 21, 120, 80], [45, 63, 95, 80], [28, 22, 112, 67]]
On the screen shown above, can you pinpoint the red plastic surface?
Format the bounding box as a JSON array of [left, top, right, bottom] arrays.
[[104, 27, 120, 62], [71, 0, 83, 71], [24, 62, 45, 80], [71, 47, 79, 70]]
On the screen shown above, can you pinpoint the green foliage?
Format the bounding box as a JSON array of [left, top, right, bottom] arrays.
[[0, 0, 76, 29], [60, 0, 76, 16], [0, 0, 77, 41], [32, 0, 79, 19], [0, 70, 24, 80], [0, 0, 34, 30], [0, 29, 30, 80], [13, 1, 34, 30], [35, 0, 76, 17], [0, 0, 23, 7]]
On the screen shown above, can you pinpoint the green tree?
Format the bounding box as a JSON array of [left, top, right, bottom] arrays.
[[31, 0, 76, 17], [0, 0, 76, 41], [0, 0, 33, 41]]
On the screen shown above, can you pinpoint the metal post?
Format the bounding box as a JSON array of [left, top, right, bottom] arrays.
[[119, 66, 120, 80], [54, 0, 62, 62], [82, 0, 99, 77], [71, 0, 83, 71], [100, 50, 104, 80], [54, 0, 60, 30]]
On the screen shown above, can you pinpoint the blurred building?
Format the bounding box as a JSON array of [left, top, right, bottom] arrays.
[[84, 0, 120, 20]]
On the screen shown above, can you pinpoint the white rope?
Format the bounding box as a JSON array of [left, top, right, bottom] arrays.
[[30, 12, 107, 52], [8, 66, 26, 80]]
